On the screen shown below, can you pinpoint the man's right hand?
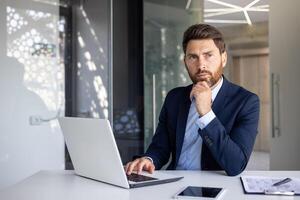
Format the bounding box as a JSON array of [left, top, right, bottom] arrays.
[[125, 157, 155, 175]]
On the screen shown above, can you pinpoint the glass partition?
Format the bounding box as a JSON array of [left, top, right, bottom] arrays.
[[143, 0, 204, 148], [0, 0, 67, 188]]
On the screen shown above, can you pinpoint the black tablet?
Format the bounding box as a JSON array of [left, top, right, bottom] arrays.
[[173, 186, 226, 199]]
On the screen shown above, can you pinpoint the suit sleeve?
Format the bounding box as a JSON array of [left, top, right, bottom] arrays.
[[199, 94, 260, 176]]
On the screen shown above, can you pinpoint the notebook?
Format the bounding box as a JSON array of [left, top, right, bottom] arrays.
[[241, 175, 300, 196]]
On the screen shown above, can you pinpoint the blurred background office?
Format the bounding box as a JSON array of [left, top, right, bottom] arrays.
[[0, 0, 300, 189]]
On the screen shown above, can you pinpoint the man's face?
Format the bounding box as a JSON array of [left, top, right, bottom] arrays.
[[184, 39, 227, 87]]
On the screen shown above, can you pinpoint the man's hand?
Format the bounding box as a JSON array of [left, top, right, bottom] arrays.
[[125, 157, 155, 175], [190, 81, 212, 116]]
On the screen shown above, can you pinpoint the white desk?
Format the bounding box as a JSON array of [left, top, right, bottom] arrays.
[[1, 170, 300, 200]]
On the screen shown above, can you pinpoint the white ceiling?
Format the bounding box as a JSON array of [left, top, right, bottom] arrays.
[[144, 0, 269, 28], [188, 0, 269, 26]]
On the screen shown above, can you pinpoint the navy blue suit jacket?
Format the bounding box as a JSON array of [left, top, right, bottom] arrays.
[[143, 77, 260, 176]]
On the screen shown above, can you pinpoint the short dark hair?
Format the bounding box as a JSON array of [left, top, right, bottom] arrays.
[[182, 24, 226, 54]]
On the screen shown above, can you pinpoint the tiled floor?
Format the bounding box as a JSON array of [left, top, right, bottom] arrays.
[[246, 151, 270, 170]]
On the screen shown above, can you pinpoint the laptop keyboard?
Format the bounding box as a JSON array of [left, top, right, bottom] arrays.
[[126, 173, 158, 182]]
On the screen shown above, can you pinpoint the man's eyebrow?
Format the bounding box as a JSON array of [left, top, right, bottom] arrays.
[[186, 50, 214, 55], [186, 53, 198, 56], [203, 50, 214, 54]]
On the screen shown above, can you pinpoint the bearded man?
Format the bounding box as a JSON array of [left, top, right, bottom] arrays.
[[126, 24, 260, 176]]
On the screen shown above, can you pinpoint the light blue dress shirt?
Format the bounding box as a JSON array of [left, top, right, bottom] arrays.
[[176, 77, 223, 170]]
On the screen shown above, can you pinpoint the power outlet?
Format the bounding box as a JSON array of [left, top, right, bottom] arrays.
[[29, 115, 42, 125]]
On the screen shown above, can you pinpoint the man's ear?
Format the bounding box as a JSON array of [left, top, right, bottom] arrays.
[[221, 51, 227, 67]]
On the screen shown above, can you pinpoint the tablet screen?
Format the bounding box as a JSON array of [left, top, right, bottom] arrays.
[[178, 186, 222, 198]]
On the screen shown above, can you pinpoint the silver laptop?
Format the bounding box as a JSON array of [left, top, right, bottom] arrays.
[[58, 117, 183, 189]]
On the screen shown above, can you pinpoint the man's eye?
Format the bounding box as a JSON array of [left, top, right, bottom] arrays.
[[189, 55, 197, 59]]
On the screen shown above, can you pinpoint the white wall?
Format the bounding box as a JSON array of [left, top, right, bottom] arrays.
[[269, 0, 300, 169], [0, 0, 65, 189]]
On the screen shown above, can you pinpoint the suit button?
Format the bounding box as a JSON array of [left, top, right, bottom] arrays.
[[206, 137, 213, 146]]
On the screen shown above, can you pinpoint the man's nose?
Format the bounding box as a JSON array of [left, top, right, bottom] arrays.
[[196, 56, 206, 70]]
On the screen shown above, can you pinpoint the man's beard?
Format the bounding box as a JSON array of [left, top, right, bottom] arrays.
[[186, 62, 223, 87]]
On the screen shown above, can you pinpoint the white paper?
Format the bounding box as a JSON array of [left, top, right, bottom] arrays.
[[241, 176, 300, 194]]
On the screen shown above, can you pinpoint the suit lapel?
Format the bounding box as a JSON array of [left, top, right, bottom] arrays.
[[211, 77, 230, 116], [175, 85, 192, 167]]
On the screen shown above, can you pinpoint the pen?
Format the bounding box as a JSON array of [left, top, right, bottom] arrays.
[[272, 178, 292, 186], [265, 190, 295, 196]]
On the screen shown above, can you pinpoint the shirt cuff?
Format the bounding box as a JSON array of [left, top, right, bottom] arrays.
[[196, 110, 216, 130], [145, 156, 154, 163]]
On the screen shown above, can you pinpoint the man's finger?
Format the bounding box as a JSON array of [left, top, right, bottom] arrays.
[[127, 159, 139, 175], [190, 86, 197, 100], [149, 164, 155, 174], [144, 163, 155, 174], [125, 162, 131, 172], [136, 159, 147, 174]]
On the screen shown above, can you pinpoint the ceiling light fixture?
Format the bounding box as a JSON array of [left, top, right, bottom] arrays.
[[187, 0, 269, 25], [245, 0, 261, 9], [185, 0, 192, 10], [243, 9, 252, 25]]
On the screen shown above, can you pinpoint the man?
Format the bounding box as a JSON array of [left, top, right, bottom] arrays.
[[125, 24, 260, 176]]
